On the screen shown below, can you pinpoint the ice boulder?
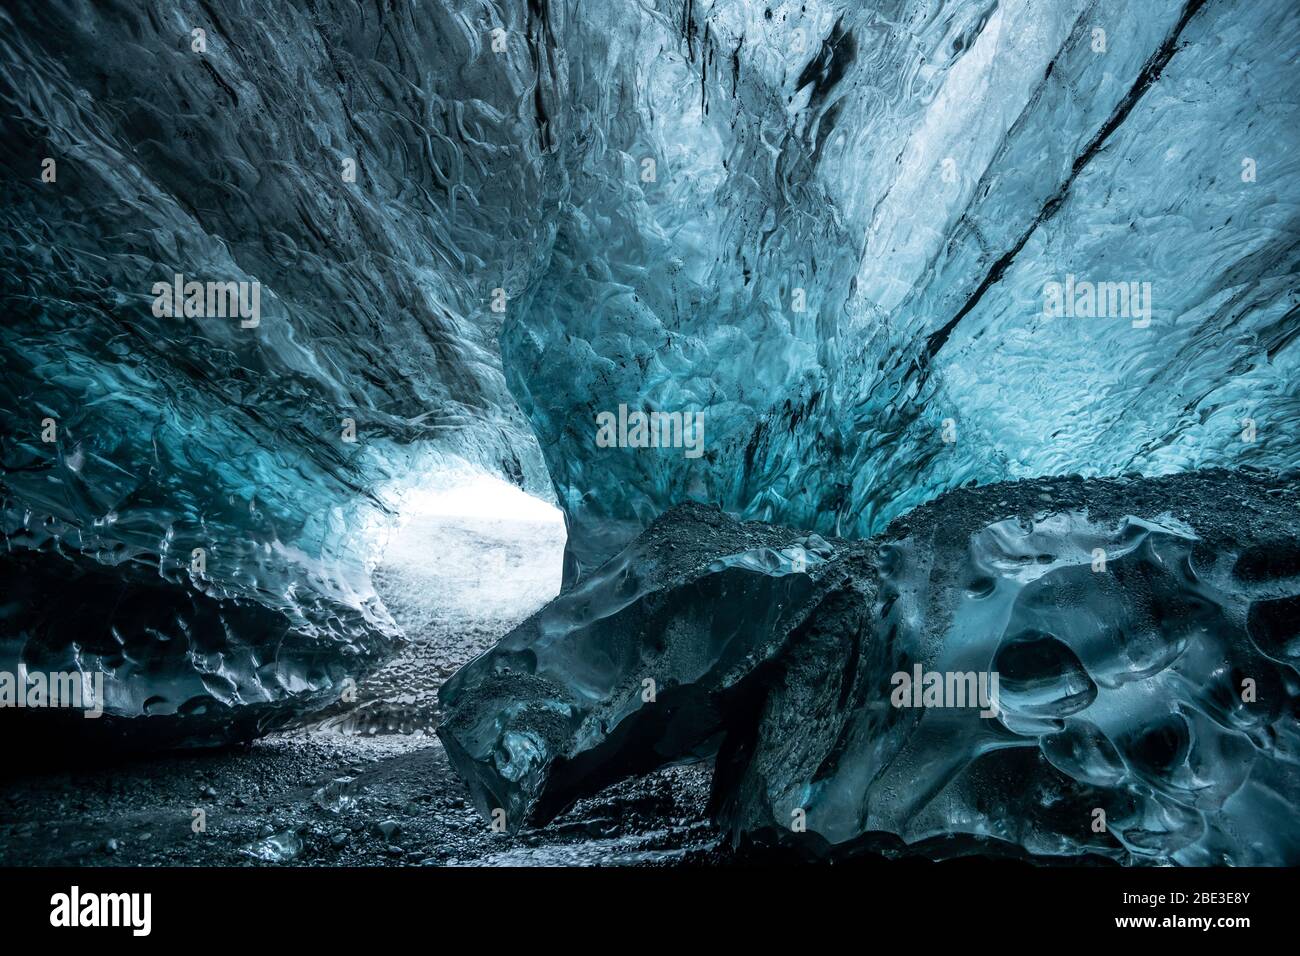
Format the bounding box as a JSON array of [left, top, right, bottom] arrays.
[[440, 469, 1300, 864]]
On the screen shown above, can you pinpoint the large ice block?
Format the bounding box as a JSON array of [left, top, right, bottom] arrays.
[[441, 470, 1300, 864]]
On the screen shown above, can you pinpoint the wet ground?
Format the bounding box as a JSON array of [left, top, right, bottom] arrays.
[[0, 514, 724, 867]]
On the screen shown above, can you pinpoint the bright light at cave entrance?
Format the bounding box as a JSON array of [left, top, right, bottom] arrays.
[[398, 471, 563, 524], [378, 466, 566, 626]]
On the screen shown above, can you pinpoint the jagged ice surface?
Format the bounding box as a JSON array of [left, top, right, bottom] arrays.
[[1, 0, 1298, 767], [440, 471, 1300, 864]]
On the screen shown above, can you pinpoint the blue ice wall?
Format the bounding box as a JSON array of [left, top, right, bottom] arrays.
[[0, 0, 557, 734], [501, 0, 1300, 578]]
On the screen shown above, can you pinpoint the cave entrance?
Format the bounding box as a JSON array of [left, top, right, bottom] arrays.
[[330, 467, 565, 735], [377, 465, 564, 642], [379, 468, 566, 631]]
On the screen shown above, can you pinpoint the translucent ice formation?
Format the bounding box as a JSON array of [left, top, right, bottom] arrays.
[[440, 470, 1300, 864], [0, 0, 555, 741], [499, 0, 1300, 579]]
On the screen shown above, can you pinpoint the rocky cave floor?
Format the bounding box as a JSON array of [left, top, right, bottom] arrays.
[[0, 515, 724, 867]]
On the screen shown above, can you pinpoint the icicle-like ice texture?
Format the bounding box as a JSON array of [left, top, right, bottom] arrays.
[[1, 0, 1297, 775], [440, 470, 1300, 864]]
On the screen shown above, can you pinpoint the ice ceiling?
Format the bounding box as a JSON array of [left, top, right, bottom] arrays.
[[1, 0, 1297, 736]]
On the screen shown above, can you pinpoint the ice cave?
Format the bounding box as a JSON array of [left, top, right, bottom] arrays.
[[1, 0, 1298, 871]]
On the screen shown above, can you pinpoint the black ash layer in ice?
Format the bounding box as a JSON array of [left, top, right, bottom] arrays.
[[439, 470, 1300, 865]]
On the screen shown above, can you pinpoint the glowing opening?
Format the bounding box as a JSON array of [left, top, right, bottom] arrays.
[[397, 471, 563, 524], [375, 463, 566, 629]]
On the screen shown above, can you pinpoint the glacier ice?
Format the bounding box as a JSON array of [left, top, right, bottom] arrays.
[[438, 500, 845, 827], [0, 0, 556, 741], [500, 0, 1300, 580], [440, 470, 1300, 864], [0, 0, 1296, 845]]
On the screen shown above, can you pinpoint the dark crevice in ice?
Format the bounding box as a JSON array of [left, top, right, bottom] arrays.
[[923, 0, 1210, 363]]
